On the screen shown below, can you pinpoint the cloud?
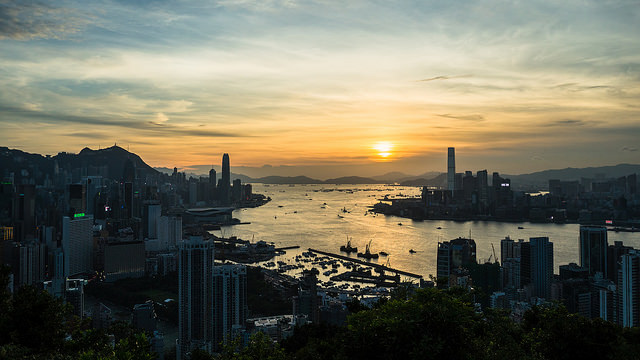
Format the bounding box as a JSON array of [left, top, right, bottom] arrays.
[[437, 114, 485, 122], [0, 1, 90, 40], [417, 75, 473, 82], [0, 104, 249, 138]]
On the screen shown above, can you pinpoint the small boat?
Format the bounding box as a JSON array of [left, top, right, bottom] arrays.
[[518, 226, 524, 229], [437, 227, 442, 229], [340, 238, 358, 254], [398, 223, 402, 226], [379, 251, 389, 256], [409, 249, 416, 254], [337, 214, 344, 218]]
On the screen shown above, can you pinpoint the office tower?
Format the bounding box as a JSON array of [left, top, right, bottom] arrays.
[[212, 264, 248, 351], [209, 168, 217, 186], [177, 236, 215, 360], [476, 170, 488, 213], [436, 237, 476, 281], [62, 214, 94, 277], [103, 241, 145, 281], [13, 184, 36, 242], [13, 240, 46, 287], [579, 226, 608, 278], [220, 154, 231, 205], [617, 250, 640, 327], [232, 179, 242, 203], [122, 182, 134, 219], [144, 202, 161, 239], [530, 237, 554, 299], [502, 258, 521, 289], [447, 147, 455, 194], [68, 183, 86, 215]]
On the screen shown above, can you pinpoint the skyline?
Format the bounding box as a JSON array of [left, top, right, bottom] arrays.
[[1, 0, 639, 177]]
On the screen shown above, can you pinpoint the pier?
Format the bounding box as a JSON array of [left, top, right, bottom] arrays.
[[307, 248, 423, 279], [274, 246, 301, 251]]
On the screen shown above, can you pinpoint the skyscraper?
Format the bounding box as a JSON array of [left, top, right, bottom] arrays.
[[447, 147, 455, 194], [212, 264, 248, 351], [62, 214, 94, 277], [220, 153, 231, 205], [617, 250, 640, 327], [436, 237, 476, 281], [177, 236, 215, 360], [530, 237, 554, 299], [579, 226, 608, 278]]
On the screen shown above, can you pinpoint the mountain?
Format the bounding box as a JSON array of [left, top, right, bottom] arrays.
[[400, 173, 447, 187], [506, 164, 640, 190], [323, 176, 381, 184], [0, 145, 160, 184], [252, 175, 323, 184]]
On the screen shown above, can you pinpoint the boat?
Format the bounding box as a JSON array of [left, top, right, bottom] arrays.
[[357, 240, 379, 259], [409, 249, 416, 254], [340, 237, 358, 253], [437, 227, 442, 229], [398, 223, 402, 226], [518, 226, 524, 229], [379, 251, 389, 256], [337, 214, 344, 218]]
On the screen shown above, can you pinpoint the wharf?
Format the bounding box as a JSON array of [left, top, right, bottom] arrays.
[[308, 248, 423, 279], [274, 246, 300, 251]]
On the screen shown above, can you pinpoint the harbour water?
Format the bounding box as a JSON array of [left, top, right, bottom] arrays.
[[219, 184, 640, 280]]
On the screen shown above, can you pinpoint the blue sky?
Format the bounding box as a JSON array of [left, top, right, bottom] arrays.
[[1, 0, 639, 178]]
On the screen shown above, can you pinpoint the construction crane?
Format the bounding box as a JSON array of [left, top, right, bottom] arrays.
[[491, 243, 498, 264]]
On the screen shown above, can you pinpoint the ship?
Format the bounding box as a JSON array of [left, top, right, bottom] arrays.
[[340, 237, 358, 253], [357, 240, 379, 259]]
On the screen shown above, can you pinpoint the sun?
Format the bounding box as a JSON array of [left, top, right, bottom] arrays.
[[372, 141, 394, 159]]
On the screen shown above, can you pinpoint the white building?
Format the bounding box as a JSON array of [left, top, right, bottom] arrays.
[[62, 214, 94, 277]]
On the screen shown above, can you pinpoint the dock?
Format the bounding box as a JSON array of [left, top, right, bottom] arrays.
[[308, 248, 423, 278], [274, 246, 300, 251]]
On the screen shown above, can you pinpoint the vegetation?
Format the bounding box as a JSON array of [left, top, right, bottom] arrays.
[[246, 267, 296, 317], [0, 266, 156, 359]]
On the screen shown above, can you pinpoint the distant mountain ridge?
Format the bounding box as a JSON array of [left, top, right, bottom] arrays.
[[3, 147, 638, 190]]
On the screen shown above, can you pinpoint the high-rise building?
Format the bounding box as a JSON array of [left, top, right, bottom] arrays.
[[62, 214, 94, 277], [220, 154, 231, 206], [447, 147, 455, 194], [579, 226, 608, 278], [617, 250, 640, 327], [177, 236, 215, 360], [209, 168, 217, 186], [212, 264, 248, 351], [144, 202, 162, 239], [436, 237, 476, 282], [530, 237, 554, 299]]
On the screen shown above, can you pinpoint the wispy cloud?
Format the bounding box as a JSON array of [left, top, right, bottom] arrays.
[[0, 1, 90, 40]]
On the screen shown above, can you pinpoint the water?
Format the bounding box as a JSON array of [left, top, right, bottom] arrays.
[[218, 184, 640, 280]]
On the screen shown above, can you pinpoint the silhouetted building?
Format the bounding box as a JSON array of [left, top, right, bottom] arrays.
[[530, 237, 553, 299], [177, 236, 215, 360], [436, 237, 476, 283], [447, 147, 455, 194], [219, 154, 231, 206], [579, 226, 608, 278], [212, 264, 247, 351], [133, 300, 158, 333], [608, 241, 633, 283], [617, 250, 640, 327]]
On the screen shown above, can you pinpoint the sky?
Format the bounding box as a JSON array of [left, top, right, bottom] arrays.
[[1, 0, 639, 179]]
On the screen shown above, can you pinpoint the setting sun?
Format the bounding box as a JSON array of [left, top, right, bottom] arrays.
[[373, 141, 394, 159]]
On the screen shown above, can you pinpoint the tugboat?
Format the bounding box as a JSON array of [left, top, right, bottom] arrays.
[[357, 240, 379, 259], [340, 237, 358, 254]]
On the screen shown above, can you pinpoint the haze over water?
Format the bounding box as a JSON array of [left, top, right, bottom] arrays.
[[220, 184, 640, 279]]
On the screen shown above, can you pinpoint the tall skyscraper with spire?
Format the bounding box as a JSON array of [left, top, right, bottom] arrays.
[[220, 154, 231, 205], [447, 147, 455, 194]]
